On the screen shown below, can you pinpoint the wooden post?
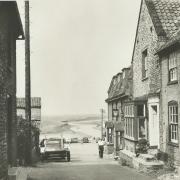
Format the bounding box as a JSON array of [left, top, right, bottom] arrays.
[[25, 0, 32, 165]]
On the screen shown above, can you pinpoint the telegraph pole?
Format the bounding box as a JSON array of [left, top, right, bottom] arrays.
[[25, 0, 32, 165], [100, 109, 105, 139]]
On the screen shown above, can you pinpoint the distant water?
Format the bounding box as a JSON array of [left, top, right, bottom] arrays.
[[40, 114, 107, 140]]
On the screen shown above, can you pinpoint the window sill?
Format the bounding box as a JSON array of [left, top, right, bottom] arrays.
[[142, 77, 148, 82], [168, 142, 179, 147], [167, 80, 178, 86]]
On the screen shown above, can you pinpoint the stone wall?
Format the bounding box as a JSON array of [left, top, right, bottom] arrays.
[[124, 138, 137, 153]]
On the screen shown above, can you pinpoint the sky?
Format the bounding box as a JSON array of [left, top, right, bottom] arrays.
[[16, 0, 141, 116]]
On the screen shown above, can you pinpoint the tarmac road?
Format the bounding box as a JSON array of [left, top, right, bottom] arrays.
[[28, 142, 155, 180]]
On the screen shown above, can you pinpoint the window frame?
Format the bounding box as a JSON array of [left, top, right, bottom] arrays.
[[168, 101, 178, 144], [168, 52, 177, 83], [142, 49, 148, 80], [124, 105, 134, 139]]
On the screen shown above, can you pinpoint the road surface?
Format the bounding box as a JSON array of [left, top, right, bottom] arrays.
[[28, 142, 155, 180]]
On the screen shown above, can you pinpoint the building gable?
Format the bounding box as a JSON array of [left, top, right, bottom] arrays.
[[132, 0, 160, 98], [132, 0, 180, 63]]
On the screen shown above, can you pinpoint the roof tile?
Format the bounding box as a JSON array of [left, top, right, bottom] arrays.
[[145, 0, 180, 38]]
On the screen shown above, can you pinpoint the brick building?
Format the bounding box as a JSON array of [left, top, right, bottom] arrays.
[[0, 2, 24, 180], [105, 0, 180, 165], [157, 31, 180, 167], [105, 67, 133, 154], [124, 0, 180, 153]]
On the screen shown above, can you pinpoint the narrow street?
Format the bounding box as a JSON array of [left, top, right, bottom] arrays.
[[28, 142, 154, 180]]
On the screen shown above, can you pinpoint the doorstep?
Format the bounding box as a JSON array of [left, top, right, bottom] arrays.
[[133, 157, 164, 172], [158, 173, 179, 180], [119, 150, 164, 173], [8, 167, 31, 180], [104, 144, 114, 154]]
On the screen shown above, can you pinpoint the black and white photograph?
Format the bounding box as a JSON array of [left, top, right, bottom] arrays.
[[0, 0, 180, 180]]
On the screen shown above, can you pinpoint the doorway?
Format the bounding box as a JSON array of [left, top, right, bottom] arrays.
[[149, 103, 159, 148]]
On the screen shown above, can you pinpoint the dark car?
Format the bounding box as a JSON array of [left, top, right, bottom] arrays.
[[71, 137, 79, 143], [40, 138, 70, 161], [82, 137, 89, 143]]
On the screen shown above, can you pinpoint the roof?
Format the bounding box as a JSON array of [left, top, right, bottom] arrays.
[[145, 0, 180, 38], [0, 2, 24, 39], [157, 30, 180, 53], [132, 0, 180, 62], [17, 97, 41, 108], [106, 66, 133, 103]]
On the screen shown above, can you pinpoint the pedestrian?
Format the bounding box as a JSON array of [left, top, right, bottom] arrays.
[[98, 138, 105, 158]]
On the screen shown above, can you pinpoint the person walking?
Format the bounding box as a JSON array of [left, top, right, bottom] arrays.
[[98, 139, 105, 158]]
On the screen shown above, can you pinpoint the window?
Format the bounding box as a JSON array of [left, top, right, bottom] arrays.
[[136, 104, 146, 139], [142, 49, 148, 79], [124, 105, 134, 138], [124, 105, 134, 117], [108, 128, 113, 143], [117, 74, 121, 82], [168, 52, 177, 82], [169, 102, 178, 144], [123, 71, 125, 79], [139, 118, 146, 138], [137, 104, 145, 116]]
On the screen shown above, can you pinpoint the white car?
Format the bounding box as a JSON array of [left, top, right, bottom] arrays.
[[40, 138, 70, 161]]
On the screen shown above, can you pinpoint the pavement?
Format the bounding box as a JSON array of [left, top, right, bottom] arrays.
[[27, 142, 155, 180]]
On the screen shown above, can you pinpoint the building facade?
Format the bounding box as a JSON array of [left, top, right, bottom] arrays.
[[0, 2, 24, 179], [124, 0, 180, 153], [157, 32, 180, 167], [105, 67, 133, 154], [105, 1, 180, 168]]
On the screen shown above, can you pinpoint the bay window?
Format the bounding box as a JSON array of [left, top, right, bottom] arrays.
[[124, 102, 147, 141]]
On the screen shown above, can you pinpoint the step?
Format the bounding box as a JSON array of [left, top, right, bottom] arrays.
[[133, 157, 164, 172], [139, 154, 156, 162], [119, 150, 164, 172], [8, 167, 29, 180], [148, 148, 159, 157]]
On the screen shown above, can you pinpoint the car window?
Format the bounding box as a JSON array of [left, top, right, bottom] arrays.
[[46, 139, 63, 148]]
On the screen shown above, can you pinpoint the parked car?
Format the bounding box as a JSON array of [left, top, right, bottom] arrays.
[[82, 137, 89, 143], [65, 138, 71, 143], [71, 137, 79, 143], [40, 138, 70, 161]]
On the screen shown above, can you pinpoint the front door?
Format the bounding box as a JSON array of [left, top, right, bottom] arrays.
[[149, 103, 160, 148]]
